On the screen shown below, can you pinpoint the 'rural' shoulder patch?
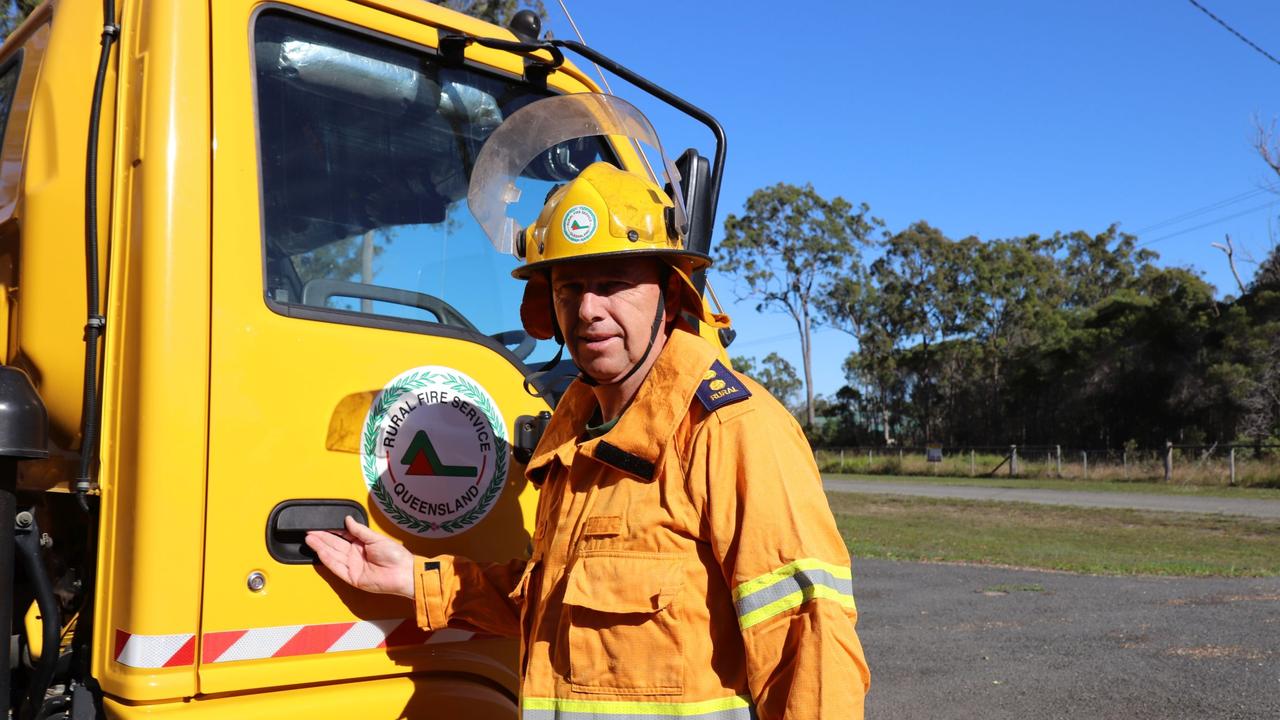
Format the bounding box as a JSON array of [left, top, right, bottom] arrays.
[[695, 359, 752, 412]]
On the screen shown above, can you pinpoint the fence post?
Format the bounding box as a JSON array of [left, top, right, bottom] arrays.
[[840, 448, 845, 472], [1010, 445, 1018, 477], [1055, 445, 1062, 477], [970, 449, 975, 477], [1164, 442, 1173, 482], [1229, 447, 1236, 487], [869, 449, 873, 468], [1082, 451, 1088, 479], [1123, 450, 1128, 479]]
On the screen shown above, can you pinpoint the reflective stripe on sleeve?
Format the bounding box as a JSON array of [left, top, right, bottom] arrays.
[[522, 695, 756, 719], [733, 558, 857, 630]]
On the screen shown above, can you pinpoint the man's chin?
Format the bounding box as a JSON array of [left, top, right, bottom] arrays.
[[574, 358, 627, 384]]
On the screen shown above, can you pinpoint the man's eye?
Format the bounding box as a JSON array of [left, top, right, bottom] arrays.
[[554, 284, 582, 299]]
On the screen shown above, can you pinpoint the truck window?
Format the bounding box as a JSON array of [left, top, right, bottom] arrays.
[[254, 11, 611, 365], [0, 54, 20, 144]]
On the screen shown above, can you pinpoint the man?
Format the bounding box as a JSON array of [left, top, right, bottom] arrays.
[[307, 161, 870, 719]]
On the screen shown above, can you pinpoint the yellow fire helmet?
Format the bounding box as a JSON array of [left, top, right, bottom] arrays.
[[515, 161, 724, 341], [467, 93, 729, 343], [516, 161, 705, 279]]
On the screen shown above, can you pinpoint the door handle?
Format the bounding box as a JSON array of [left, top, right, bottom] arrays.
[[267, 499, 368, 564]]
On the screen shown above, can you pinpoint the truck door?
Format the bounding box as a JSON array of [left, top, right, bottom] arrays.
[[204, 1, 603, 706]]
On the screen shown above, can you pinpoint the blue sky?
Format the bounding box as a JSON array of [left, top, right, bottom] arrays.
[[540, 1, 1280, 397]]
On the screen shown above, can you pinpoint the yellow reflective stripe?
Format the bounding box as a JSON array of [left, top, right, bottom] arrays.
[[732, 558, 852, 601], [522, 695, 753, 717], [738, 583, 857, 631]]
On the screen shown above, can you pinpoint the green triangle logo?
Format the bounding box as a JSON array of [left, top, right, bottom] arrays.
[[399, 430, 477, 478]]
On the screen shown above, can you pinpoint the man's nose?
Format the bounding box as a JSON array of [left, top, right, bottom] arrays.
[[577, 289, 607, 322]]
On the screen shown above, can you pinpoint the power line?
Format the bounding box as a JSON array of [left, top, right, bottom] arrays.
[[1132, 186, 1275, 235], [1137, 199, 1279, 248], [730, 326, 844, 350], [1188, 0, 1280, 69]]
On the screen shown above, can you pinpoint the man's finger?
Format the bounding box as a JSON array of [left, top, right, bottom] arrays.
[[344, 514, 385, 544], [304, 533, 352, 584], [305, 529, 351, 555]]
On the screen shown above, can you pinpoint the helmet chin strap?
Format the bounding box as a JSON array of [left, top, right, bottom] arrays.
[[576, 292, 666, 388], [524, 268, 670, 397]]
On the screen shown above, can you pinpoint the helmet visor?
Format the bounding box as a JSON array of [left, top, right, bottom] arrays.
[[468, 93, 687, 256]]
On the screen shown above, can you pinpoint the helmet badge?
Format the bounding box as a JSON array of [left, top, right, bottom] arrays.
[[562, 205, 598, 244]]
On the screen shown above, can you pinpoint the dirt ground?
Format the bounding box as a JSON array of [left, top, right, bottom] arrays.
[[855, 558, 1280, 719]]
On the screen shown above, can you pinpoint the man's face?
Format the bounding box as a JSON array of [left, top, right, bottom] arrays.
[[550, 257, 669, 383]]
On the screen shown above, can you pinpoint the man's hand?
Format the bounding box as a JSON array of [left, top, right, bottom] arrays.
[[305, 516, 414, 599]]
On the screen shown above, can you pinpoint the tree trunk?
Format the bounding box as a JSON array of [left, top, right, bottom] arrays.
[[921, 334, 931, 442], [360, 230, 376, 314], [796, 307, 815, 428]]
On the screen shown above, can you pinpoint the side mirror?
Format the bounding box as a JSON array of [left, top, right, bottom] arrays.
[[674, 148, 712, 256], [671, 148, 713, 293]]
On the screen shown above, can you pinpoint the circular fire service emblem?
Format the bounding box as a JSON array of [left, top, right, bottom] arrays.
[[562, 204, 597, 243], [361, 366, 508, 538]]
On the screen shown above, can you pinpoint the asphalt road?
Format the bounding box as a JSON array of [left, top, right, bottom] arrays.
[[823, 476, 1280, 519], [855, 558, 1280, 719]]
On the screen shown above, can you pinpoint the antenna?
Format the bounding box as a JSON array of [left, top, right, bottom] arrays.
[[555, 0, 614, 94], [553, 1, 657, 181]]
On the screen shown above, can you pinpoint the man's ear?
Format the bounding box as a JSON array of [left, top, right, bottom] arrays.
[[663, 270, 682, 324], [521, 271, 556, 340]]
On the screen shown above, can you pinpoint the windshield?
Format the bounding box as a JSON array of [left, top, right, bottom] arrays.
[[467, 93, 687, 256], [253, 11, 613, 365]]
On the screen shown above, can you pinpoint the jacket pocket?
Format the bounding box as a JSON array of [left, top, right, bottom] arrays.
[[561, 552, 685, 695]]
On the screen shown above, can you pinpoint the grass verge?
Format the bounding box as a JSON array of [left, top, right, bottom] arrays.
[[828, 492, 1280, 577], [823, 472, 1280, 499], [814, 449, 1280, 489]]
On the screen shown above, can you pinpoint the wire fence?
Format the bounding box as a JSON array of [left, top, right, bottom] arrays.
[[813, 443, 1280, 488]]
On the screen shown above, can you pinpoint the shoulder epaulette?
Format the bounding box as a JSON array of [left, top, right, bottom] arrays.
[[694, 359, 752, 412]]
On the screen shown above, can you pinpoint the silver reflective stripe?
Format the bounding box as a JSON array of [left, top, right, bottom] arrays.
[[735, 568, 854, 619], [523, 709, 755, 720], [522, 696, 757, 720]]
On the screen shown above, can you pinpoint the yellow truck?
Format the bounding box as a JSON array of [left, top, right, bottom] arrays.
[[0, 1, 727, 717]]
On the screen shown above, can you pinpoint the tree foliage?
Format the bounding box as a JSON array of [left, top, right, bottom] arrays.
[[1253, 246, 1280, 292], [816, 222, 1279, 448], [732, 352, 802, 412], [718, 183, 882, 427], [0, 0, 38, 40], [432, 0, 548, 27]]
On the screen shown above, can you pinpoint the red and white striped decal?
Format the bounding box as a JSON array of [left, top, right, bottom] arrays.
[[201, 619, 473, 663], [113, 630, 196, 669], [113, 621, 474, 668]]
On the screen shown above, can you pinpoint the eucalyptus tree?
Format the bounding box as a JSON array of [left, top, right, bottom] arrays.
[[718, 183, 881, 427], [0, 0, 38, 40], [866, 222, 974, 441], [433, 0, 548, 25], [1056, 225, 1155, 309], [732, 352, 803, 413]]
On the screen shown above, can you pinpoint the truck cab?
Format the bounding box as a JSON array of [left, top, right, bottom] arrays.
[[0, 1, 727, 716]]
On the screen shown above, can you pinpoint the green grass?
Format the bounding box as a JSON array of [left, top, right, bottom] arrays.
[[814, 449, 1280, 489], [828, 492, 1280, 577], [823, 472, 1280, 500]]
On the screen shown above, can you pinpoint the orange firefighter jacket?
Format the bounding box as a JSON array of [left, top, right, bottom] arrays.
[[414, 328, 870, 719]]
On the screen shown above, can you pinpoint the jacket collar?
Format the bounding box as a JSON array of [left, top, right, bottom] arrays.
[[525, 328, 717, 483]]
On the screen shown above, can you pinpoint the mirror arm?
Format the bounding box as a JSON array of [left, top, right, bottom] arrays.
[[549, 39, 727, 224], [436, 33, 727, 223]]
